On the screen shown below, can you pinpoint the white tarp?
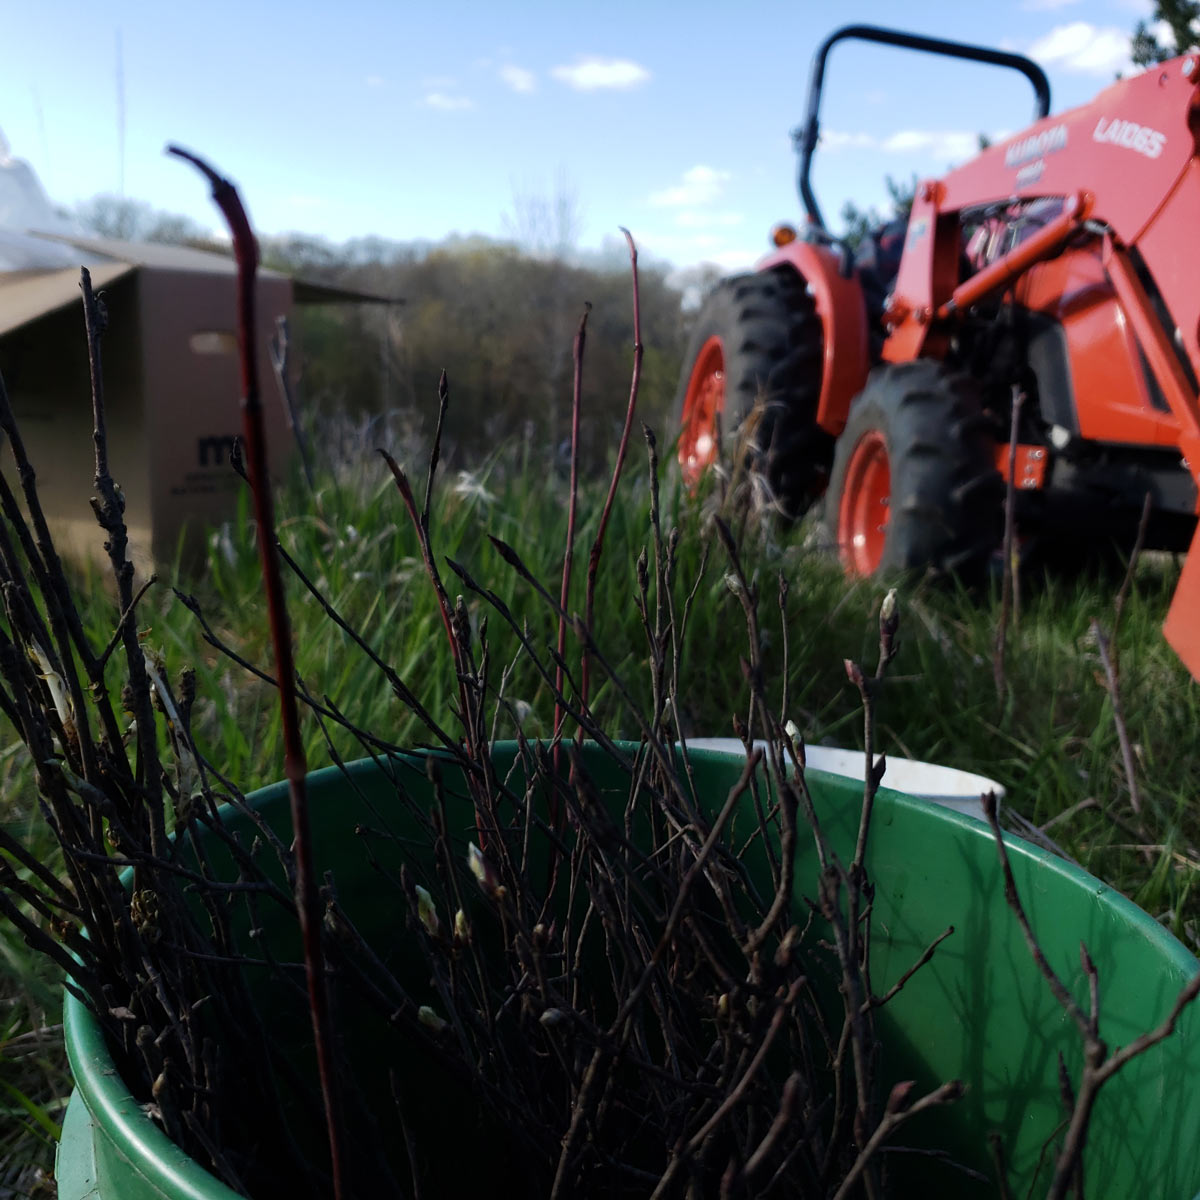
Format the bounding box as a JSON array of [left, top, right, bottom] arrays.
[[0, 127, 84, 270]]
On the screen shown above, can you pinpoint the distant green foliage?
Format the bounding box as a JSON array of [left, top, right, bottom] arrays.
[[1132, 0, 1200, 66], [73, 191, 689, 480], [838, 137, 984, 248], [263, 236, 687, 476], [75, 194, 211, 245], [839, 174, 916, 249]]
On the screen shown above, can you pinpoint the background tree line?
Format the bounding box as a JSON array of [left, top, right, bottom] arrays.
[[267, 233, 688, 477], [74, 192, 690, 477]]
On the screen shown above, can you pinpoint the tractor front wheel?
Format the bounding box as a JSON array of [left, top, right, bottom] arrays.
[[825, 361, 1002, 577], [676, 266, 832, 516]]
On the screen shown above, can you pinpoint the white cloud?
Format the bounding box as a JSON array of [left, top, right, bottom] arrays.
[[881, 130, 981, 159], [1028, 22, 1135, 74], [820, 130, 876, 150], [550, 56, 650, 91], [821, 129, 984, 160], [499, 65, 536, 93], [1145, 17, 1193, 47], [649, 165, 730, 207], [675, 209, 744, 229], [423, 92, 474, 111]]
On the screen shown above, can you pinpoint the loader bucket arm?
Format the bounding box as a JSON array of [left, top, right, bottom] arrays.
[[796, 25, 1052, 230], [1164, 534, 1200, 681]]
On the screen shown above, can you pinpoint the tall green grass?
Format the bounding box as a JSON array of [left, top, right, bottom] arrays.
[[1, 447, 1197, 1184], [71, 450, 1200, 940]]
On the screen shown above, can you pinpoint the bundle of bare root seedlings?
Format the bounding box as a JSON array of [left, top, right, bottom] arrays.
[[2, 150, 1198, 1200], [0, 274, 952, 1196]]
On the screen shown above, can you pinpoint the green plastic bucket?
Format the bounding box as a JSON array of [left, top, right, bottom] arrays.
[[56, 745, 1200, 1197]]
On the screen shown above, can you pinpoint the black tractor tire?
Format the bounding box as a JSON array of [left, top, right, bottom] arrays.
[[675, 265, 833, 516], [824, 360, 1003, 577]]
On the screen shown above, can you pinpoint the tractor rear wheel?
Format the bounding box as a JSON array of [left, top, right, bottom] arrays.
[[676, 266, 832, 516], [825, 361, 1002, 577]]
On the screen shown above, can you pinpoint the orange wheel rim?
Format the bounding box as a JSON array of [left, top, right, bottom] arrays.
[[679, 336, 725, 486], [837, 430, 891, 575]]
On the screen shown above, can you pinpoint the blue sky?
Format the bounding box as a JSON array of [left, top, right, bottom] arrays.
[[0, 0, 1166, 271]]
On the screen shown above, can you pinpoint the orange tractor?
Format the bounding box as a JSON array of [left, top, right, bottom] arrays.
[[676, 25, 1200, 680]]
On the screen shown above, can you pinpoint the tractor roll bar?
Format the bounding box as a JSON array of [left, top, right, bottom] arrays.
[[796, 24, 1053, 230]]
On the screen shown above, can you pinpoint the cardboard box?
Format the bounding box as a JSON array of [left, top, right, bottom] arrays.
[[0, 235, 329, 571]]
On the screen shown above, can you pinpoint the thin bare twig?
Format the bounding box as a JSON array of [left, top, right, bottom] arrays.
[[1112, 490, 1152, 645], [553, 305, 590, 764], [994, 384, 1024, 699], [984, 789, 1200, 1198], [94, 574, 158, 671], [1091, 620, 1142, 818], [580, 231, 642, 715], [268, 315, 316, 494], [982, 792, 1090, 1039], [831, 1080, 965, 1200], [864, 925, 955, 1013]]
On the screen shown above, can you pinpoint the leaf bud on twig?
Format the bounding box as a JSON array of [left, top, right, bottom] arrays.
[[414, 885, 440, 937], [467, 842, 500, 895], [981, 791, 999, 822], [879, 587, 900, 670], [29, 642, 72, 728], [453, 594, 470, 650], [885, 1079, 916, 1114], [775, 925, 799, 968], [880, 587, 899, 631], [417, 1005, 448, 1034], [130, 889, 162, 945], [179, 665, 196, 711], [784, 720, 806, 769]]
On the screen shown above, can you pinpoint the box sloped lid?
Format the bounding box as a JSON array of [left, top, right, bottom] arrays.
[[0, 262, 135, 336]]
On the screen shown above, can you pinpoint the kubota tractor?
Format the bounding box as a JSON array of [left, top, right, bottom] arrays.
[[676, 25, 1200, 680]]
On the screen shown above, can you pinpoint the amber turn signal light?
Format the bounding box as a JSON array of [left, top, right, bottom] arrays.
[[770, 223, 798, 247]]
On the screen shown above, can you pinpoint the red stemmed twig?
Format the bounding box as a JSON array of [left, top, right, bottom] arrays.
[[167, 145, 347, 1200]]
